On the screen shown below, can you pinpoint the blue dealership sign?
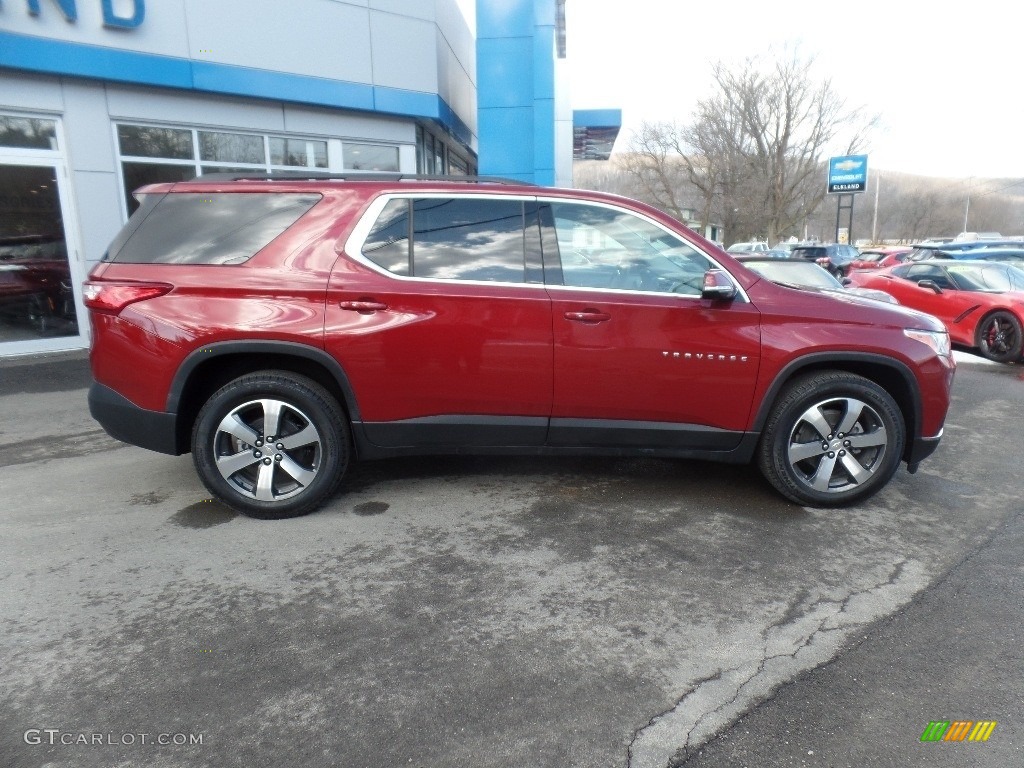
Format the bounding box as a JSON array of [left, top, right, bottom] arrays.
[[827, 155, 868, 194]]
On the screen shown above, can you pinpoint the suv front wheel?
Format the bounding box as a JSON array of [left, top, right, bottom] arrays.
[[192, 371, 350, 519], [757, 371, 905, 506]]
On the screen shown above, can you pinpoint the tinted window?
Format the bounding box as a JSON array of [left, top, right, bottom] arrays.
[[413, 199, 525, 282], [107, 193, 320, 264], [363, 198, 411, 276], [904, 264, 954, 289], [793, 247, 826, 260], [550, 202, 711, 294], [362, 198, 527, 282], [121, 162, 196, 215]]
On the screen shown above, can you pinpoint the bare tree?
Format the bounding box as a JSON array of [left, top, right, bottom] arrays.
[[576, 157, 1024, 244], [618, 123, 692, 222], [708, 48, 877, 243], [616, 48, 877, 245]]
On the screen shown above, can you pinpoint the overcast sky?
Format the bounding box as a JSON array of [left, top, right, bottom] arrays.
[[562, 0, 1019, 180]]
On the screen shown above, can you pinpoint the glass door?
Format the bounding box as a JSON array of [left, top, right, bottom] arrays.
[[0, 114, 87, 353]]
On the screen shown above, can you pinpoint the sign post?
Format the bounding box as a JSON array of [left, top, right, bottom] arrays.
[[827, 155, 868, 245]]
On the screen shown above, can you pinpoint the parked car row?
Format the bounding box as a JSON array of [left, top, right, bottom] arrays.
[[731, 237, 1024, 364], [849, 260, 1024, 363], [733, 256, 898, 304]]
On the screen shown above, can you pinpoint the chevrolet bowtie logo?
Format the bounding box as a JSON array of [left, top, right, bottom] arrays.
[[834, 159, 863, 171], [662, 351, 749, 362]]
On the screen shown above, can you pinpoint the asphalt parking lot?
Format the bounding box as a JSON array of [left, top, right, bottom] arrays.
[[0, 351, 1020, 768]]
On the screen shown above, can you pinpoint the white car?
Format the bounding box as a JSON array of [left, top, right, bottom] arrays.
[[726, 241, 770, 254]]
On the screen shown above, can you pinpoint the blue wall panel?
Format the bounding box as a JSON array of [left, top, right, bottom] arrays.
[[476, 0, 558, 184], [477, 107, 534, 173], [476, 37, 534, 109], [476, 0, 536, 39]]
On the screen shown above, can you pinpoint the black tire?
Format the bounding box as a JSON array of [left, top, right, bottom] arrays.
[[27, 294, 51, 335], [975, 310, 1023, 363], [192, 371, 350, 519], [757, 371, 905, 507]]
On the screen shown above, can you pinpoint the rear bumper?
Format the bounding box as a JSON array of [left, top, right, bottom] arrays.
[[89, 382, 183, 455]]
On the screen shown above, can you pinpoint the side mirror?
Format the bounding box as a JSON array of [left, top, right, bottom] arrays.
[[841, 277, 853, 286], [918, 279, 942, 294], [701, 269, 737, 301]]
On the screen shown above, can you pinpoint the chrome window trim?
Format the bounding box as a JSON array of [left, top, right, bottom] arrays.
[[344, 192, 749, 302], [537, 196, 750, 303]]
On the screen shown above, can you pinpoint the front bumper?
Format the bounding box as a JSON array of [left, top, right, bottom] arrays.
[[89, 382, 183, 456], [906, 429, 943, 473]]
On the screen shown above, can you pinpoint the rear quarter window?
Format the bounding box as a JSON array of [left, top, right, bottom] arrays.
[[793, 247, 825, 260], [106, 192, 321, 265]]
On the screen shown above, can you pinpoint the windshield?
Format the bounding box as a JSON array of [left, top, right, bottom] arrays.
[[946, 263, 1023, 292], [744, 260, 842, 289]]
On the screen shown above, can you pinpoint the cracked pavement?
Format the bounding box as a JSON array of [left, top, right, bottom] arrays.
[[0, 351, 1019, 768]]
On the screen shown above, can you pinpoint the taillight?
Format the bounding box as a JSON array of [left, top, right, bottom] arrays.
[[82, 280, 172, 314]]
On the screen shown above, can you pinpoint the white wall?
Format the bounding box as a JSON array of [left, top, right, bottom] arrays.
[[0, 0, 478, 138]]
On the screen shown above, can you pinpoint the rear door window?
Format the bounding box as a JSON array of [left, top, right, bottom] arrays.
[[362, 197, 529, 283], [107, 192, 321, 265]]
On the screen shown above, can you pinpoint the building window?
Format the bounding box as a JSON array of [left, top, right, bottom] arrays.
[[198, 131, 264, 165], [269, 137, 328, 169], [448, 154, 469, 176], [0, 116, 58, 150], [415, 125, 475, 177], [116, 123, 344, 215], [116, 125, 193, 160], [342, 143, 399, 172]]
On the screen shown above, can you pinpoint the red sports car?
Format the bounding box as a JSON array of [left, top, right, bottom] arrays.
[[847, 246, 913, 273], [849, 260, 1024, 362]]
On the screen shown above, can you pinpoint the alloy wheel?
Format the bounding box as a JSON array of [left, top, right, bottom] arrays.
[[785, 396, 888, 494], [212, 398, 322, 502]]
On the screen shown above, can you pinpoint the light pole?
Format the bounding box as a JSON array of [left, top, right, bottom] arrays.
[[871, 174, 880, 244], [963, 177, 973, 235]]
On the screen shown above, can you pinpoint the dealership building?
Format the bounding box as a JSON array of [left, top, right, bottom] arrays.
[[0, 0, 619, 356]]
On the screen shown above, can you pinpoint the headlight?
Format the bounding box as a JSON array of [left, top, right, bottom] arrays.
[[904, 328, 951, 358]]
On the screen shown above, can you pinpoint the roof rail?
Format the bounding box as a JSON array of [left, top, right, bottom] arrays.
[[185, 171, 535, 186]]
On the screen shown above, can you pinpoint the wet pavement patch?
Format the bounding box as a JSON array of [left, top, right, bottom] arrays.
[[0, 430, 122, 468], [129, 490, 170, 506], [170, 499, 237, 528], [353, 501, 390, 516]]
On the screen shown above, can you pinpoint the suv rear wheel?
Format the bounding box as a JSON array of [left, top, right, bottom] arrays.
[[192, 371, 350, 519], [757, 371, 905, 506]]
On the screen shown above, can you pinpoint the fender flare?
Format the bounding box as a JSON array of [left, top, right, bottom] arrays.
[[166, 340, 362, 421], [751, 352, 922, 439]]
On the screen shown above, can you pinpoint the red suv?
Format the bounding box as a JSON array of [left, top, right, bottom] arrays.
[[85, 174, 955, 518]]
